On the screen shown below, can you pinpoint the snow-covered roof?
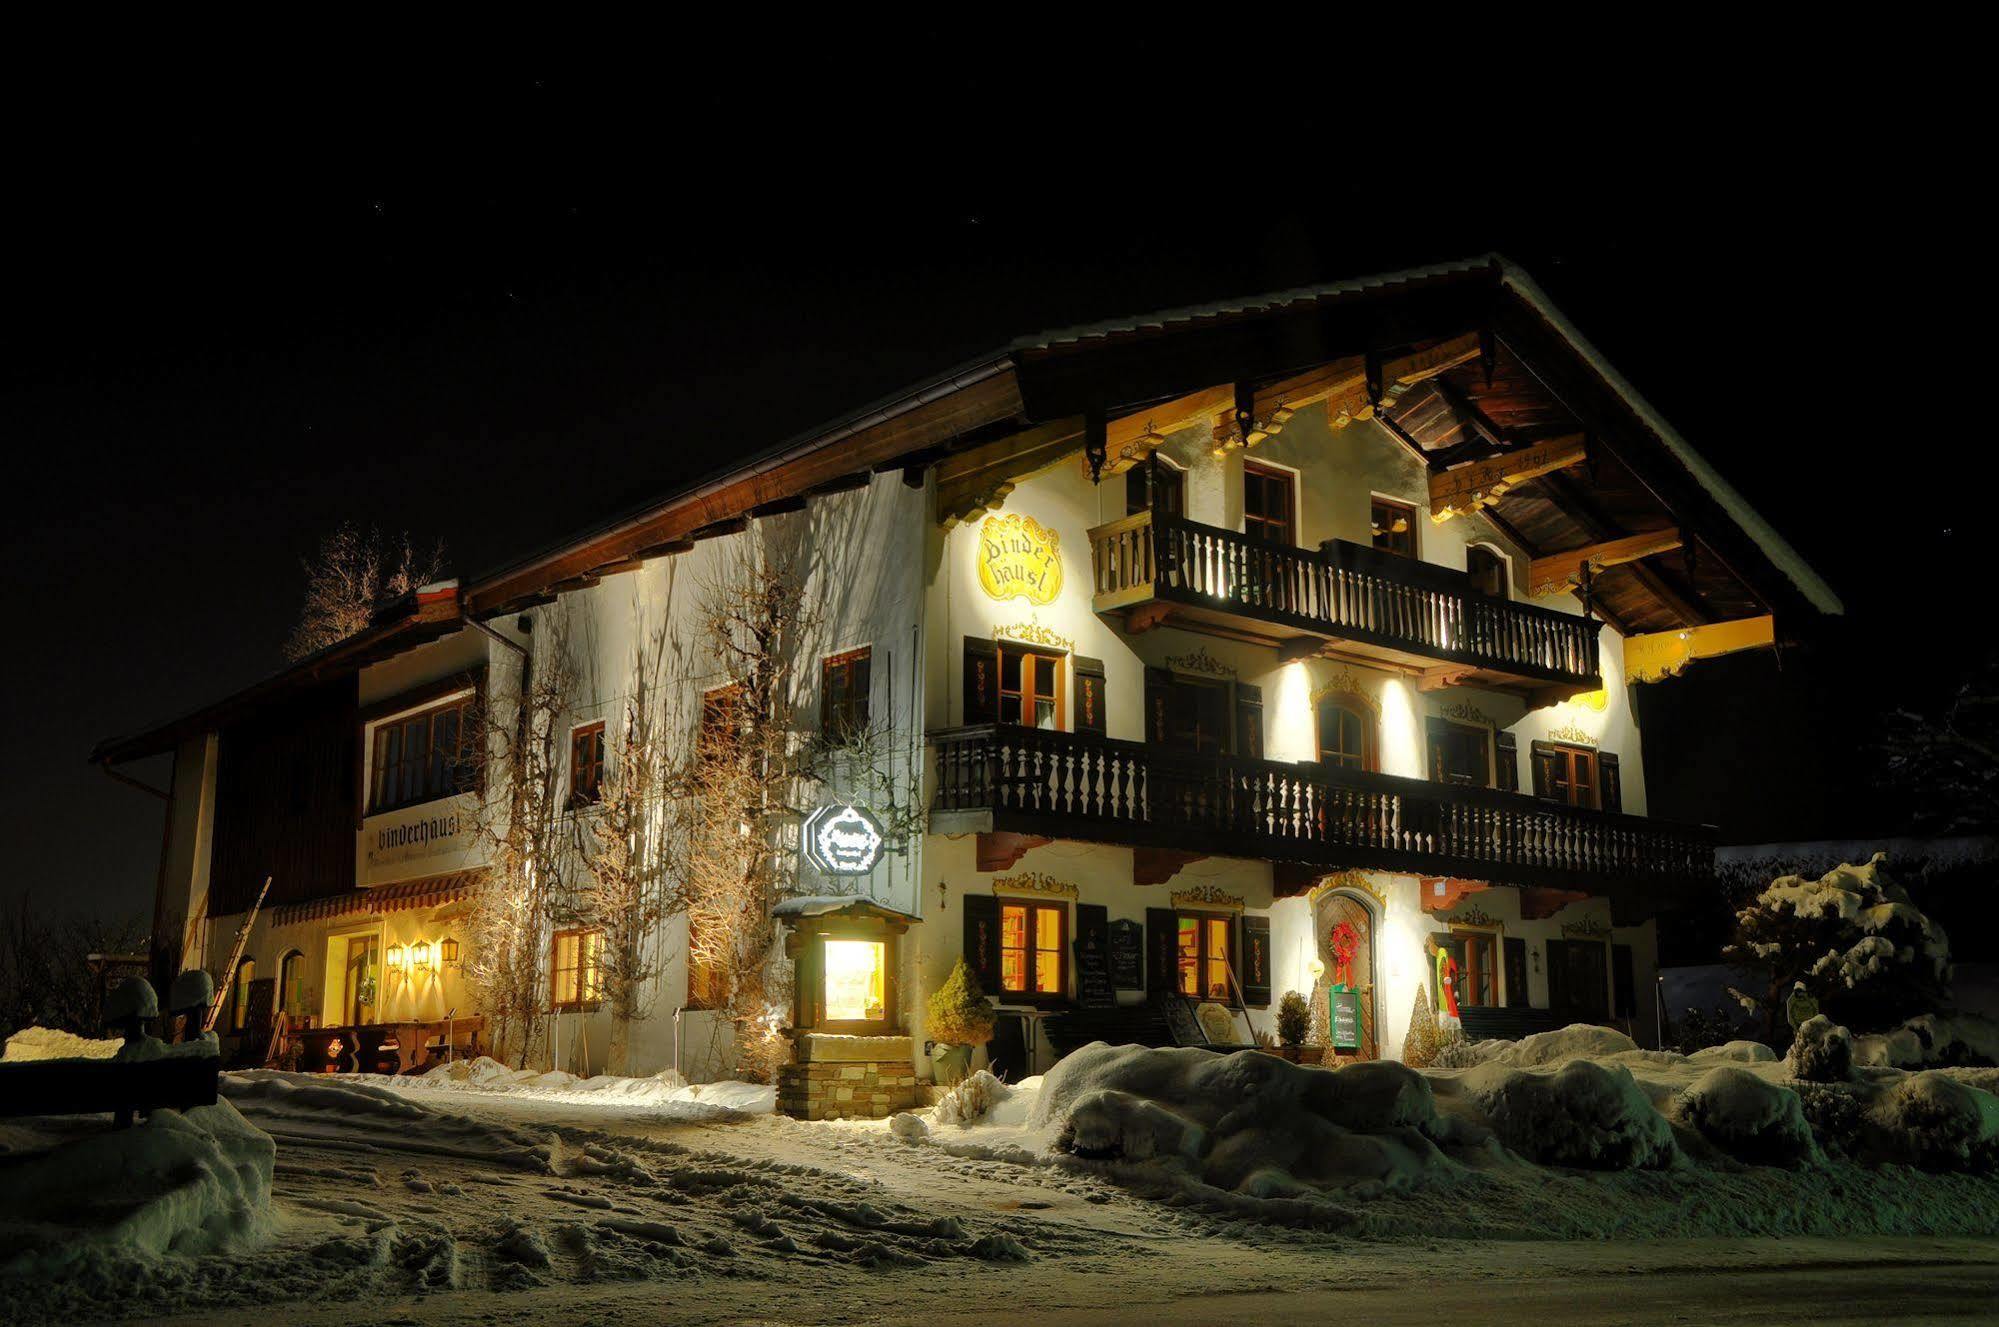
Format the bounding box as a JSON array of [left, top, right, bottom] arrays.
[[771, 895, 918, 922]]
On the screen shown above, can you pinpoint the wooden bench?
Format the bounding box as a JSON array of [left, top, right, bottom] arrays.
[[0, 1053, 220, 1127]]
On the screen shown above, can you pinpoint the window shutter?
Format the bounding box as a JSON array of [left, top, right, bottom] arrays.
[[1494, 730, 1519, 793], [1545, 939, 1568, 1011], [1530, 741, 1557, 801], [1145, 907, 1176, 996], [1234, 683, 1264, 759], [1598, 751, 1623, 813], [1504, 936, 1528, 1008], [855, 649, 874, 728], [1240, 914, 1272, 1007], [961, 894, 1001, 997], [963, 638, 999, 725], [1074, 656, 1107, 736], [1613, 943, 1636, 1019], [1425, 717, 1449, 782], [1144, 667, 1173, 745]]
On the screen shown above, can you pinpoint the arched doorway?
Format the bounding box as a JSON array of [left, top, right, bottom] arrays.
[[1311, 888, 1379, 1060]]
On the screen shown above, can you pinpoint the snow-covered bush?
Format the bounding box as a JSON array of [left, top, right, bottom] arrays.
[[1431, 1037, 1491, 1069], [1688, 1040, 1778, 1064], [1870, 1071, 1999, 1173], [1724, 854, 1950, 1039], [1675, 1066, 1817, 1166], [1461, 1059, 1677, 1169], [933, 1069, 1011, 1127], [1793, 1081, 1871, 1159], [1786, 1015, 1853, 1083], [925, 958, 995, 1047]]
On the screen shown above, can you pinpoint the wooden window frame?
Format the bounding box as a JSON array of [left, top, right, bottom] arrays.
[[1447, 928, 1501, 1010], [1126, 455, 1186, 518], [1370, 495, 1420, 558], [230, 957, 256, 1031], [820, 646, 873, 741], [568, 720, 606, 808], [550, 927, 604, 1012], [997, 641, 1066, 730], [366, 691, 477, 816], [1427, 717, 1493, 788], [1532, 740, 1601, 809], [1242, 460, 1298, 547], [1315, 694, 1379, 772], [1466, 542, 1510, 599], [1174, 910, 1238, 1005], [998, 899, 1068, 1002]]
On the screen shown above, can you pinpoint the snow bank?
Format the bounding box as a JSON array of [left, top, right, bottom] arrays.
[[0, 1099, 274, 1278], [1029, 1043, 1463, 1207], [931, 1069, 1013, 1127], [397, 1056, 774, 1115], [1458, 1058, 1677, 1169], [3, 1026, 122, 1061], [1454, 1024, 1641, 1068], [1675, 1066, 1817, 1166], [1689, 1040, 1779, 1064], [222, 1071, 555, 1171], [1871, 1071, 1999, 1172]]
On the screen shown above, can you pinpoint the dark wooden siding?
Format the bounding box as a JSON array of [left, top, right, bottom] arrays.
[[210, 677, 359, 914]]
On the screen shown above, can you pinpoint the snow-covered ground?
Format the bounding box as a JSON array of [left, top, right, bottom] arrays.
[[2, 1030, 1996, 1324]]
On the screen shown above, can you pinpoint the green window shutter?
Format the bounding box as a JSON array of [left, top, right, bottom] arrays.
[[1495, 730, 1519, 793], [1240, 914, 1272, 1007], [1234, 683, 1264, 759], [1598, 751, 1623, 813], [961, 894, 1001, 997]]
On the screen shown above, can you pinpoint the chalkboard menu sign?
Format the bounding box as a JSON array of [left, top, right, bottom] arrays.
[[1074, 905, 1115, 1009], [1161, 994, 1205, 1046], [1330, 989, 1362, 1051], [1108, 919, 1144, 990]]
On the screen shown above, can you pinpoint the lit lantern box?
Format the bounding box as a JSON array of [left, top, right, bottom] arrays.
[[772, 896, 919, 1121]]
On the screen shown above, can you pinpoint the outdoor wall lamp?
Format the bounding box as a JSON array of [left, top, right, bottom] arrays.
[[386, 942, 407, 974], [411, 940, 433, 974], [441, 937, 460, 967]]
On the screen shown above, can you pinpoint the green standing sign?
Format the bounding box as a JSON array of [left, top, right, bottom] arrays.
[[1329, 988, 1361, 1051]]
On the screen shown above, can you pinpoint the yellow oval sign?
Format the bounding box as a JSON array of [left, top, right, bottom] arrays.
[[977, 514, 1063, 605]]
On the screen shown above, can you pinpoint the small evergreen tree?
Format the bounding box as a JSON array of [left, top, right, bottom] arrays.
[[1276, 991, 1312, 1047], [926, 958, 996, 1047], [1400, 984, 1442, 1067]]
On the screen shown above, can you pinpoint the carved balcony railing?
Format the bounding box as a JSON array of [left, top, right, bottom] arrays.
[[1088, 511, 1602, 696], [932, 724, 1713, 897]]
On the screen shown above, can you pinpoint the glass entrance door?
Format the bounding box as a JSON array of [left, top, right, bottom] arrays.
[[344, 934, 381, 1026]]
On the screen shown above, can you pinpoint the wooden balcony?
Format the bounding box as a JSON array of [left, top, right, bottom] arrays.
[[931, 724, 1713, 900], [1089, 511, 1603, 700]]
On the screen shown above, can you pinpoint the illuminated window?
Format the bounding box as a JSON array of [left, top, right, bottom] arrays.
[[369, 693, 476, 814], [1243, 462, 1296, 546], [823, 939, 887, 1022], [550, 929, 603, 1010], [278, 949, 307, 1021], [568, 721, 605, 807], [999, 901, 1066, 997], [1446, 931, 1498, 1008], [231, 958, 256, 1030], [1370, 497, 1419, 558], [821, 647, 872, 740], [1175, 913, 1236, 1002]]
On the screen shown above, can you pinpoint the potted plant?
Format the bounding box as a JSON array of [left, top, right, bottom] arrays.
[[925, 957, 996, 1086], [1274, 990, 1323, 1065]]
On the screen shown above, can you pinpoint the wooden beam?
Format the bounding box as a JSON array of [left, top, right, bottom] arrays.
[[1529, 528, 1684, 596], [1624, 615, 1775, 683], [1429, 433, 1587, 521], [933, 416, 1088, 527], [1096, 385, 1234, 477], [1536, 471, 1712, 627]]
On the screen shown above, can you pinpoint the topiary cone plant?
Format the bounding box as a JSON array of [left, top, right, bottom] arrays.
[[926, 957, 996, 1086]]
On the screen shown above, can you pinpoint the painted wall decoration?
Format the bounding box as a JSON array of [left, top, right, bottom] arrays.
[[803, 803, 886, 876], [977, 513, 1063, 605], [990, 871, 1079, 900], [992, 614, 1075, 652], [1439, 699, 1498, 728], [1561, 917, 1613, 941], [1170, 883, 1245, 911], [1439, 904, 1498, 929], [1311, 664, 1381, 712], [1164, 647, 1235, 678]]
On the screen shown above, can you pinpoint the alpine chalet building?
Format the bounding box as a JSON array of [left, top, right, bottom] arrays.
[[95, 257, 1840, 1105]]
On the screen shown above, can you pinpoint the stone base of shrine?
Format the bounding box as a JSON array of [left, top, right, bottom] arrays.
[[778, 1034, 916, 1121]]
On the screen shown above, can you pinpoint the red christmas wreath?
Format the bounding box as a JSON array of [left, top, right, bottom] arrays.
[[1328, 921, 1361, 988]]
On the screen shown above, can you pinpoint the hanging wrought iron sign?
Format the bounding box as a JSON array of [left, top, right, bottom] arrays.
[[804, 803, 886, 876]]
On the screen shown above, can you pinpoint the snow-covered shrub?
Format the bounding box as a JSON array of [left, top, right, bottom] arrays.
[[1786, 1015, 1853, 1083], [1432, 1037, 1490, 1069], [1666, 1003, 1752, 1054], [932, 1069, 1010, 1126], [925, 958, 995, 1047], [1870, 1071, 1999, 1173], [1793, 1081, 1870, 1159], [1724, 854, 1951, 1039], [1688, 1040, 1778, 1064], [1675, 1066, 1817, 1166], [1461, 1059, 1677, 1169], [1275, 991, 1311, 1047]]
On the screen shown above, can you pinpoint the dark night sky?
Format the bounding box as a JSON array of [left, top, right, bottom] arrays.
[[2, 55, 1985, 924]]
